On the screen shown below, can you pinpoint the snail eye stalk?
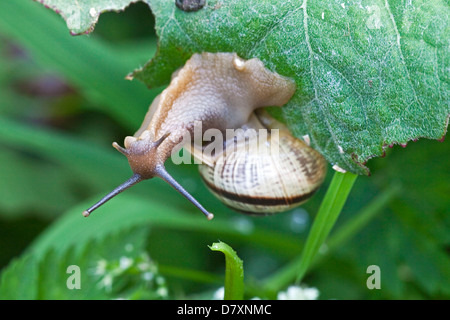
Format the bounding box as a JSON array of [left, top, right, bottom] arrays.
[[154, 165, 214, 220], [82, 173, 143, 217]]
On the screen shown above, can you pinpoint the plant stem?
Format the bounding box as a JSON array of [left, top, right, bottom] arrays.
[[295, 171, 358, 283], [262, 171, 357, 294], [261, 176, 401, 297], [209, 241, 244, 300]]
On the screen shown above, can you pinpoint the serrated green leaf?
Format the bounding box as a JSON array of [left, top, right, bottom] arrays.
[[31, 0, 449, 174], [135, 0, 449, 174], [0, 227, 168, 300], [0, 255, 38, 300], [34, 0, 144, 35], [29, 193, 301, 259]]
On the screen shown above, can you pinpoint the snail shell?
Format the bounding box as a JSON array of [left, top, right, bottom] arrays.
[[197, 111, 327, 215]]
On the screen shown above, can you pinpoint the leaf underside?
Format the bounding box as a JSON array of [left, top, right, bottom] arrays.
[[36, 0, 449, 174]]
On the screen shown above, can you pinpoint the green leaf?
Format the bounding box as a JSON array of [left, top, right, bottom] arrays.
[[209, 241, 244, 300], [0, 227, 169, 300], [295, 171, 357, 282], [0, 255, 38, 300], [400, 233, 450, 297], [136, 0, 449, 174], [30, 0, 449, 173], [262, 171, 357, 294], [261, 180, 399, 295], [28, 193, 301, 259], [34, 0, 143, 35], [0, 0, 158, 131]]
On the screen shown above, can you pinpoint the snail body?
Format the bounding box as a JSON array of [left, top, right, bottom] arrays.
[[122, 53, 295, 175], [83, 52, 326, 219]]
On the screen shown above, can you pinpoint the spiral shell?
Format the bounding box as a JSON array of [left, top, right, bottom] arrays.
[[198, 118, 327, 215]]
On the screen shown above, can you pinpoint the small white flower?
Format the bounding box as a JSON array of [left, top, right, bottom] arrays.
[[98, 274, 114, 292], [156, 276, 166, 286], [277, 285, 319, 300], [137, 261, 152, 271], [137, 253, 154, 271], [157, 287, 168, 298], [94, 259, 108, 275], [119, 256, 133, 270], [141, 271, 154, 281], [212, 287, 225, 300]]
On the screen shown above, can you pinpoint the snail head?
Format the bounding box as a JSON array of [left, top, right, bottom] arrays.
[[113, 131, 170, 179], [82, 131, 213, 220]]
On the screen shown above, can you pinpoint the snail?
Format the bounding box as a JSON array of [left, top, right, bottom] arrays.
[[83, 52, 326, 219]]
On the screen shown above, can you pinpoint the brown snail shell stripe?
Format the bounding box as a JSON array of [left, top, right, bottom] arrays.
[[198, 131, 327, 215]]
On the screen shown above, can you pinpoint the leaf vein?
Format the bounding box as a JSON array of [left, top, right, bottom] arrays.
[[160, 5, 198, 50], [384, 0, 422, 136], [301, 0, 354, 169], [248, 4, 303, 56]]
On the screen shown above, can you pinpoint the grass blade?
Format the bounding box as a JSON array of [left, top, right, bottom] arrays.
[[209, 241, 244, 300], [295, 171, 358, 283], [0, 0, 158, 130], [262, 171, 357, 295]]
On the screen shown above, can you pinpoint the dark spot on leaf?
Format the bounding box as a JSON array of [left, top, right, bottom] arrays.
[[175, 0, 205, 12]]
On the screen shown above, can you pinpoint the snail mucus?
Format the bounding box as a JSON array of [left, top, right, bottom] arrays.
[[83, 52, 327, 219]]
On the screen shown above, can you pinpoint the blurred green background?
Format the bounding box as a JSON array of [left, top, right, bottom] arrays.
[[0, 1, 449, 299]]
